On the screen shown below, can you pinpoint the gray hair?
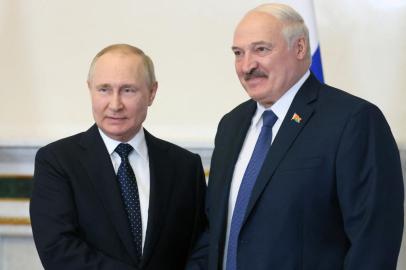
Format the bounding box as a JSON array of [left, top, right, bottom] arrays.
[[88, 44, 156, 88], [252, 3, 311, 61]]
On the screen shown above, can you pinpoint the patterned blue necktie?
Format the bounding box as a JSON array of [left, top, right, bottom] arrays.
[[115, 143, 143, 259], [226, 110, 278, 270]]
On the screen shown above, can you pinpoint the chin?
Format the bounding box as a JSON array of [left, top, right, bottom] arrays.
[[247, 90, 266, 101], [249, 94, 274, 107], [102, 127, 126, 139]]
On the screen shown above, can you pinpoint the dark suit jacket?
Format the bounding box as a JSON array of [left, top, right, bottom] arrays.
[[187, 74, 404, 270], [30, 125, 206, 270]]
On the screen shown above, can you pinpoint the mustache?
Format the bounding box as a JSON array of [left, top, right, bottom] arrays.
[[244, 68, 268, 81]]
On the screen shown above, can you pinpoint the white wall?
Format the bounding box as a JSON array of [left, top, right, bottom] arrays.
[[0, 234, 43, 270], [315, 0, 406, 148], [0, 1, 405, 268], [0, 0, 405, 147]]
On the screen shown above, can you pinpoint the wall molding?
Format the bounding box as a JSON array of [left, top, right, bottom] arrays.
[[0, 217, 31, 226], [1, 143, 405, 180], [0, 144, 405, 227]]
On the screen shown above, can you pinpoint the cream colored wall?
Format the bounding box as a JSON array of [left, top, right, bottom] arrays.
[[0, 0, 405, 147], [315, 0, 406, 148], [0, 2, 405, 269]]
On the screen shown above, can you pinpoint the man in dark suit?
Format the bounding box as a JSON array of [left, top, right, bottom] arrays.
[[187, 3, 404, 270], [30, 44, 206, 270]]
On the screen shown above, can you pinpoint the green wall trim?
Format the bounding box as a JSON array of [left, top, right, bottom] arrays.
[[0, 176, 33, 199]]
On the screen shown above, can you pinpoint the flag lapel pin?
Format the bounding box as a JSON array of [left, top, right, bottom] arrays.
[[291, 113, 302, 124]]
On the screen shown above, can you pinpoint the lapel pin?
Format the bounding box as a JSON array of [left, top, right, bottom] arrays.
[[291, 113, 302, 124]]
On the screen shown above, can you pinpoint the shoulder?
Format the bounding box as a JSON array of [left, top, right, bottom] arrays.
[[312, 82, 383, 122], [309, 83, 393, 149], [144, 130, 201, 163], [223, 99, 255, 119], [35, 130, 88, 161], [33, 130, 92, 179], [320, 83, 373, 108], [218, 99, 256, 128]]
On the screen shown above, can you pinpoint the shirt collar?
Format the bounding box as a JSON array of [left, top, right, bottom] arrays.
[[252, 70, 310, 127], [98, 127, 149, 162]]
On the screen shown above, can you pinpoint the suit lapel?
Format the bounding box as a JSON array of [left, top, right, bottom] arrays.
[[140, 130, 174, 268], [211, 101, 257, 258], [244, 74, 320, 221], [222, 101, 258, 190], [79, 125, 139, 265]]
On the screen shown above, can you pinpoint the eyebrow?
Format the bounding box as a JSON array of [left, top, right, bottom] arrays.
[[252, 41, 273, 47], [95, 83, 111, 88], [120, 84, 137, 89], [94, 83, 137, 89], [231, 41, 273, 51]]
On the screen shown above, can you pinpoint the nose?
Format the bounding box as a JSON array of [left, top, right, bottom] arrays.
[[241, 52, 258, 74], [109, 92, 124, 111]]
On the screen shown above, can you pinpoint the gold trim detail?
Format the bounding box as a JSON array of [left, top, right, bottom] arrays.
[[0, 198, 30, 202], [0, 174, 32, 180], [0, 216, 31, 225]]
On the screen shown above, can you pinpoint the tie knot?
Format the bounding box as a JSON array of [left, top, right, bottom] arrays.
[[262, 110, 278, 127], [115, 143, 134, 159]]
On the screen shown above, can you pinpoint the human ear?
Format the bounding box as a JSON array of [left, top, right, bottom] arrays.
[[148, 81, 158, 106], [296, 37, 307, 60]]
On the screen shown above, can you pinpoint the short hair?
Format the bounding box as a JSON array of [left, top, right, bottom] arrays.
[[87, 44, 156, 88], [252, 3, 311, 61]]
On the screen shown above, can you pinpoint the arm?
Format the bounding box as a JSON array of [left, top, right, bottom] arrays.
[[186, 115, 230, 270], [30, 147, 137, 270], [188, 154, 208, 252], [336, 103, 404, 270], [186, 154, 209, 270], [186, 228, 210, 270]]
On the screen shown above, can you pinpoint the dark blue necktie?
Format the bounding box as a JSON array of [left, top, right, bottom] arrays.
[[115, 143, 143, 259], [226, 110, 278, 270]]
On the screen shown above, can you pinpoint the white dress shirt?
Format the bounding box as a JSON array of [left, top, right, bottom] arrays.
[[99, 127, 150, 252], [223, 71, 310, 267]]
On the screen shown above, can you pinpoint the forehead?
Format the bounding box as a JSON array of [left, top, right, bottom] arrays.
[[93, 52, 143, 77], [233, 11, 284, 46]]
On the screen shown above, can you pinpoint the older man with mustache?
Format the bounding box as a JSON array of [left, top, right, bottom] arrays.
[[187, 3, 404, 270]]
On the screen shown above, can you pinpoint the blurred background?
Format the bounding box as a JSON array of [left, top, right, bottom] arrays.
[[0, 0, 405, 269]]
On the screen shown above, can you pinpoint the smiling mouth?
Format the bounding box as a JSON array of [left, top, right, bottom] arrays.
[[245, 76, 267, 82], [106, 116, 126, 121]]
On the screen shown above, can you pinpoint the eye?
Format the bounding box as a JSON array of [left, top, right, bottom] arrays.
[[123, 87, 135, 93], [232, 49, 243, 57], [121, 86, 138, 95], [97, 87, 108, 93], [255, 46, 270, 54]]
